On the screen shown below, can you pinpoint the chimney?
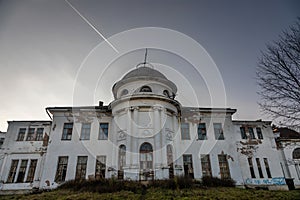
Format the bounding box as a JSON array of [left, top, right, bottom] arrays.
[[99, 101, 103, 107]]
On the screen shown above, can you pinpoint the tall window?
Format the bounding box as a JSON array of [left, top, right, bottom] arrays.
[[55, 156, 68, 183], [62, 123, 73, 140], [35, 128, 44, 141], [181, 123, 190, 140], [7, 160, 19, 183], [140, 143, 153, 180], [218, 154, 231, 179], [80, 123, 91, 140], [248, 157, 256, 178], [95, 155, 106, 179], [263, 158, 272, 178], [99, 123, 109, 140], [183, 154, 194, 178], [240, 127, 247, 139], [17, 128, 26, 141], [167, 145, 174, 179], [256, 127, 263, 139], [248, 127, 255, 139], [118, 145, 126, 179], [214, 123, 224, 140], [295, 164, 300, 180], [256, 158, 264, 178], [16, 160, 28, 183], [26, 128, 35, 141], [198, 123, 207, 140], [26, 159, 37, 182], [293, 148, 300, 159], [201, 154, 212, 177], [75, 156, 88, 180]]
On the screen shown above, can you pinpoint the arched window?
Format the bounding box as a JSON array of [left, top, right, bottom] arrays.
[[118, 145, 126, 179], [167, 145, 174, 178], [163, 90, 170, 97], [293, 148, 300, 159], [140, 142, 153, 180], [140, 86, 152, 92], [121, 89, 128, 96]]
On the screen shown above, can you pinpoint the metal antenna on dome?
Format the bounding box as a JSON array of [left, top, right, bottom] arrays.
[[143, 48, 148, 67]]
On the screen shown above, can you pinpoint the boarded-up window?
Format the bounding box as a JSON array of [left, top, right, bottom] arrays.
[[218, 154, 231, 179], [183, 154, 194, 178], [201, 154, 212, 177], [55, 156, 68, 183], [95, 155, 106, 179], [75, 156, 88, 180]]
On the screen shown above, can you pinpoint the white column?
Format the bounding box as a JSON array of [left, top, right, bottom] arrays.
[[132, 106, 139, 168], [126, 108, 132, 166]]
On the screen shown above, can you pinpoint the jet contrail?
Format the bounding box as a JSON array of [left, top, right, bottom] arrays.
[[65, 0, 119, 53]]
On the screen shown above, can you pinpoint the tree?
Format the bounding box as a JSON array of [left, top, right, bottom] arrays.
[[257, 18, 300, 131]]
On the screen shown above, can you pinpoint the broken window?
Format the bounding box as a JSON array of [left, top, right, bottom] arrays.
[[198, 123, 207, 140], [95, 155, 106, 179], [248, 157, 256, 178], [263, 158, 272, 178], [16, 160, 28, 183], [256, 158, 264, 178], [248, 127, 255, 139], [181, 123, 190, 140], [7, 160, 19, 183], [35, 128, 44, 141], [26, 159, 37, 182], [183, 154, 194, 178], [218, 154, 231, 179], [80, 123, 91, 140], [26, 128, 35, 141], [99, 123, 109, 140], [201, 154, 212, 177], [55, 156, 68, 183], [75, 156, 88, 180], [256, 127, 263, 139], [214, 123, 224, 140], [61, 123, 73, 140], [240, 127, 247, 139], [17, 128, 26, 141]]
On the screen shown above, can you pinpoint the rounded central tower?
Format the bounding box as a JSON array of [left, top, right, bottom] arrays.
[[110, 65, 181, 181]]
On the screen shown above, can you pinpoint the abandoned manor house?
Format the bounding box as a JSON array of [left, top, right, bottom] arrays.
[[0, 65, 300, 191]]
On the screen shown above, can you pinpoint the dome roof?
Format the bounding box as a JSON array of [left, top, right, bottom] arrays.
[[122, 67, 167, 80], [112, 66, 177, 99]]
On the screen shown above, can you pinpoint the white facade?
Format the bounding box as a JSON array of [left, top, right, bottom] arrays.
[[0, 66, 298, 191]]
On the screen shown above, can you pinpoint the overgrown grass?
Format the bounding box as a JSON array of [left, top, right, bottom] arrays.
[[1, 177, 299, 199]]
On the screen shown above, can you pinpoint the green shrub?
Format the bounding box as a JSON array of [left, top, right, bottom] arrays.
[[201, 176, 235, 187]]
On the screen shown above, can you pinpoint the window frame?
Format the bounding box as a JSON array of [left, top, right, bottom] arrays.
[[80, 123, 91, 140], [214, 123, 225, 140], [16, 128, 26, 141], [198, 123, 207, 140], [54, 156, 68, 183], [75, 156, 88, 180], [218, 154, 231, 179], [201, 154, 212, 177], [181, 122, 190, 140], [61, 123, 73, 141], [99, 123, 109, 140]]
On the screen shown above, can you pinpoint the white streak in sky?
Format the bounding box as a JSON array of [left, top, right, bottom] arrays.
[[65, 0, 119, 53]]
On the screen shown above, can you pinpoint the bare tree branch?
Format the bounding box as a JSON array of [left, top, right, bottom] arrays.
[[257, 18, 300, 131]]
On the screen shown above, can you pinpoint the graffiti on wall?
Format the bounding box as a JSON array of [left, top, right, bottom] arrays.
[[245, 177, 286, 185]]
